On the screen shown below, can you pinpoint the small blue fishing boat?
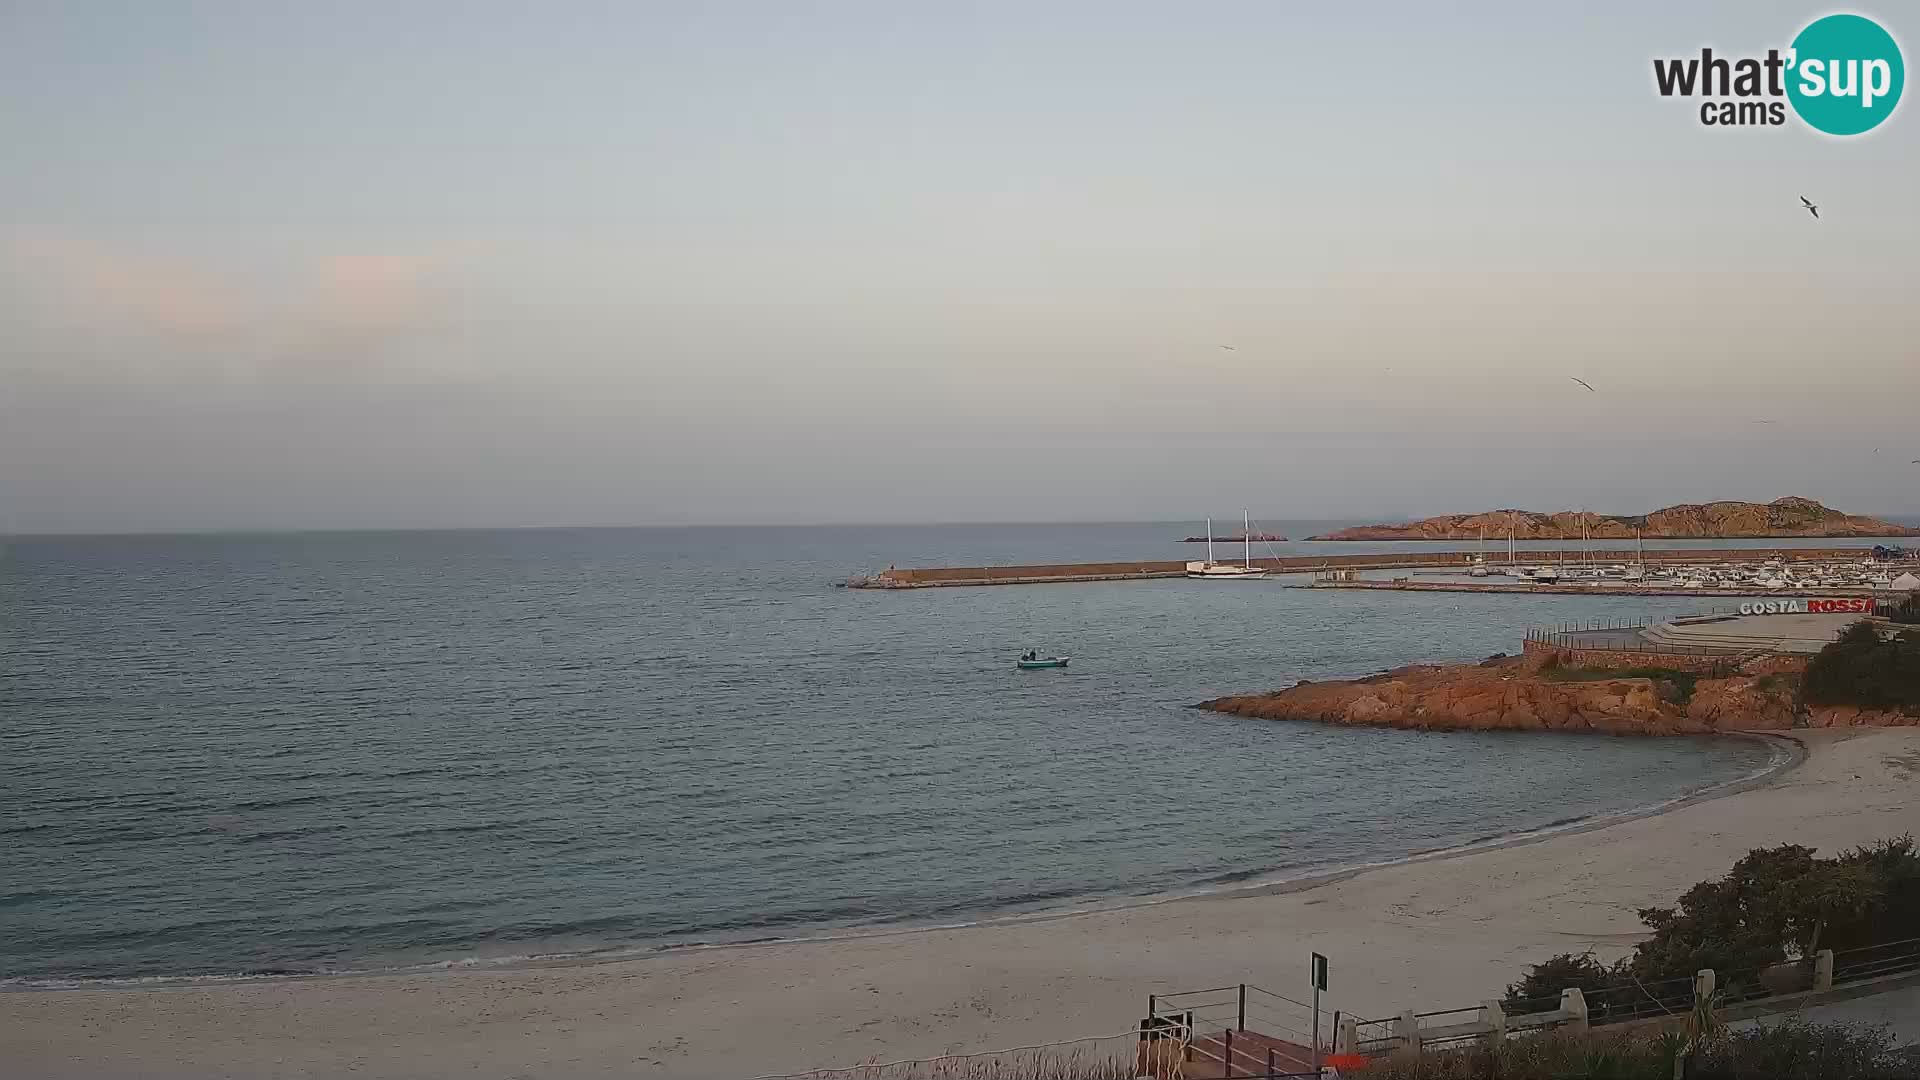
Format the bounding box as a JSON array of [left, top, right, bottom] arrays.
[[1016, 655, 1069, 670]]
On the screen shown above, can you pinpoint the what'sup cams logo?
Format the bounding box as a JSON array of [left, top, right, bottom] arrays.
[[1654, 12, 1904, 134]]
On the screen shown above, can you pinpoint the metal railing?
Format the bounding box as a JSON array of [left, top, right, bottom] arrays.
[[1831, 935, 1920, 983], [1144, 983, 1325, 1078], [1347, 935, 1920, 1065], [1585, 972, 1698, 1024], [1149, 984, 1320, 1047], [1527, 634, 1741, 657], [1180, 1032, 1321, 1079]]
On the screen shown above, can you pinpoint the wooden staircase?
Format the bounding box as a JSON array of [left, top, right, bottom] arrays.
[[1183, 1028, 1317, 1078]]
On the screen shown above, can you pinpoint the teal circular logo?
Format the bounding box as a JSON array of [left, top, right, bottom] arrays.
[[1787, 14, 1904, 135]]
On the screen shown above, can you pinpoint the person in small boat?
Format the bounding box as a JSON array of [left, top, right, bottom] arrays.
[[1021, 650, 1034, 661]]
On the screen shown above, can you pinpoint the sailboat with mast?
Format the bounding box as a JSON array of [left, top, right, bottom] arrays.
[[1186, 511, 1270, 579]]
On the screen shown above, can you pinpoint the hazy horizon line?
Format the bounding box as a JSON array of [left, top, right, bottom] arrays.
[[6, 508, 1918, 542]]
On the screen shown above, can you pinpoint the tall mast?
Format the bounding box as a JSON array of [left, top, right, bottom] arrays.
[[1206, 517, 1214, 564], [1244, 509, 1252, 568]]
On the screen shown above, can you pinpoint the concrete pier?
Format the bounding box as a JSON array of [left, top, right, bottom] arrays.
[[845, 547, 1896, 589]]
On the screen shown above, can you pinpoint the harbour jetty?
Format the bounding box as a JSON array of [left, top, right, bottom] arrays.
[[1180, 532, 1289, 543], [845, 546, 1898, 589]]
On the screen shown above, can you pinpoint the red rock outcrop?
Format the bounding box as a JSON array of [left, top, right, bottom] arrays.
[[1199, 658, 1708, 736], [1308, 497, 1919, 541], [1684, 676, 1797, 730], [1199, 656, 1916, 735]]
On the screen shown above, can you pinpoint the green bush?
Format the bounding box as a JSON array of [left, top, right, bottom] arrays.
[[1626, 844, 1816, 983], [1697, 1018, 1920, 1080], [1510, 837, 1920, 996], [1355, 1026, 1668, 1080], [1800, 624, 1920, 713], [1502, 952, 1649, 1023], [1536, 665, 1700, 704], [1823, 835, 1920, 953]]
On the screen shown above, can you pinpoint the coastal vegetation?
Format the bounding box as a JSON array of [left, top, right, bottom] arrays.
[[1536, 661, 1701, 706], [1800, 624, 1920, 714], [1508, 836, 1920, 1007], [1358, 1020, 1920, 1080], [1202, 616, 1920, 734], [874, 1023, 1920, 1079]]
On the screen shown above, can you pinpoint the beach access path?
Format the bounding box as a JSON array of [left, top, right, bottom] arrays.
[[6, 730, 1919, 1080], [1737, 981, 1920, 1044]]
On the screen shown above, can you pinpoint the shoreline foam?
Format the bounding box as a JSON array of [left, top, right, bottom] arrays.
[[0, 733, 1800, 994], [6, 729, 1913, 1080]]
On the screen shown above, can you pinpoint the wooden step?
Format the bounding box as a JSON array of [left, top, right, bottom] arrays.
[[1181, 1028, 1317, 1078]]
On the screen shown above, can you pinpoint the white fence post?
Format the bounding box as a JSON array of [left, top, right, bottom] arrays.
[[1480, 999, 1506, 1044], [1561, 987, 1589, 1032], [1396, 1009, 1421, 1057]]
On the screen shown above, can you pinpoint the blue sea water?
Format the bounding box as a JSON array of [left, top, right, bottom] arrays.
[[2, 521, 1882, 982]]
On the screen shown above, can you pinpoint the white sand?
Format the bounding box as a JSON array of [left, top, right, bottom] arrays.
[[7, 729, 1919, 1080]]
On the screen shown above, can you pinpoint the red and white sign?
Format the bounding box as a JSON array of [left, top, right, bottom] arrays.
[[1808, 597, 1874, 614], [1739, 597, 1873, 616]]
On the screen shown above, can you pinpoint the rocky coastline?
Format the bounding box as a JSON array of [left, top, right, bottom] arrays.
[[1309, 496, 1920, 542], [1197, 652, 1919, 735]]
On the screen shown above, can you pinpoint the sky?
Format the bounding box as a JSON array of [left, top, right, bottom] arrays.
[[2, 1, 1917, 533]]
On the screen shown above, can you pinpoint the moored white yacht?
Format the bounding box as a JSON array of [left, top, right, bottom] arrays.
[[1186, 512, 1269, 579]]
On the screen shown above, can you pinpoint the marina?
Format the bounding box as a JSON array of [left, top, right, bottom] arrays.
[[1314, 553, 1920, 597], [846, 546, 1920, 593]]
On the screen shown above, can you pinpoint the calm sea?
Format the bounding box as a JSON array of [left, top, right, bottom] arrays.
[[6, 521, 1902, 983]]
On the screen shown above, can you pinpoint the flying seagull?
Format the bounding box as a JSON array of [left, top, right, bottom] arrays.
[[1800, 195, 1819, 219], [1218, 344, 1237, 352], [1570, 377, 1596, 392]]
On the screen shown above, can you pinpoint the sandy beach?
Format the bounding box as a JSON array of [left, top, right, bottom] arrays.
[[7, 728, 1919, 1080]]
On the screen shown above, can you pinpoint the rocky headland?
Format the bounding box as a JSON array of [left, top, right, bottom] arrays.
[[1197, 652, 1919, 735], [1309, 497, 1920, 542]]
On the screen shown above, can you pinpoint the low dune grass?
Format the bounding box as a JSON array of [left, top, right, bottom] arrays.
[[1535, 663, 1701, 705], [1358, 1019, 1919, 1080]]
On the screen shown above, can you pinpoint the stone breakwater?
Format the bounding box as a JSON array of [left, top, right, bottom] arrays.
[[847, 546, 1897, 589], [1196, 654, 1919, 735]]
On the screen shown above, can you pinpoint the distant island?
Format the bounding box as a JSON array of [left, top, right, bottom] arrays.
[[1180, 532, 1289, 543], [1308, 497, 1920, 541]]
